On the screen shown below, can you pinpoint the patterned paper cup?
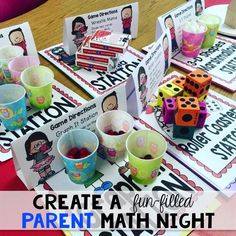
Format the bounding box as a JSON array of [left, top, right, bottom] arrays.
[[0, 84, 27, 131], [198, 14, 221, 48], [0, 46, 23, 84], [126, 130, 167, 185], [96, 110, 134, 163], [57, 129, 99, 184], [181, 21, 207, 58], [8, 56, 40, 84], [21, 65, 54, 109]]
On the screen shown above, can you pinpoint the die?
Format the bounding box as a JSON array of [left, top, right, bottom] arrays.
[[157, 82, 183, 107], [183, 91, 208, 101], [172, 76, 186, 89], [198, 93, 208, 102], [196, 102, 208, 128], [184, 69, 212, 98], [173, 124, 195, 139], [162, 98, 176, 124], [175, 97, 200, 126]]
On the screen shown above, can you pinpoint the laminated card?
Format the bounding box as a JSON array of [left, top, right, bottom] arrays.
[[63, 3, 138, 55], [156, 0, 236, 92], [0, 22, 38, 58], [0, 22, 39, 84], [11, 85, 127, 190], [39, 45, 143, 98], [35, 151, 215, 236], [135, 71, 236, 192], [0, 80, 86, 162], [126, 29, 171, 117]]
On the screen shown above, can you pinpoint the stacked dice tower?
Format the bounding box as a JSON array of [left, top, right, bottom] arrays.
[[158, 69, 212, 139]]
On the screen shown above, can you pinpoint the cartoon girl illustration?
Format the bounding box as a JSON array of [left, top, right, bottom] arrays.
[[162, 34, 169, 74], [121, 5, 132, 35], [25, 132, 55, 185], [101, 91, 118, 112], [138, 66, 148, 112], [8, 28, 28, 56], [195, 0, 203, 16], [71, 16, 88, 49], [164, 15, 178, 52]]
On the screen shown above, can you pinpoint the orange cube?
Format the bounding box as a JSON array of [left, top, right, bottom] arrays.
[[175, 97, 200, 126], [172, 76, 186, 89], [184, 69, 212, 97]]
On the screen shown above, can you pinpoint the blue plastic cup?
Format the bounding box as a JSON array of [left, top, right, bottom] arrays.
[[57, 129, 99, 184], [0, 84, 27, 131]]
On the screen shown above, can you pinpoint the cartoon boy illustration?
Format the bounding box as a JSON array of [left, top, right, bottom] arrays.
[[121, 5, 132, 35], [71, 16, 88, 49], [8, 28, 28, 56], [195, 0, 203, 16], [162, 34, 169, 74], [25, 132, 55, 185], [101, 91, 118, 112], [138, 66, 148, 112], [164, 15, 178, 53]]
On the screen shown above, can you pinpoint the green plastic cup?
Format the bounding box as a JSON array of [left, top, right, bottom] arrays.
[[198, 14, 221, 48], [21, 65, 54, 109], [126, 130, 167, 185]]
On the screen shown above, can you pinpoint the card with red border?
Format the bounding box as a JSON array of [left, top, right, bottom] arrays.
[[0, 80, 86, 162], [135, 71, 236, 192]]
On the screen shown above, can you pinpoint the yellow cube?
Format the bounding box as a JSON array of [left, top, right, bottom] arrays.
[[156, 82, 183, 107]]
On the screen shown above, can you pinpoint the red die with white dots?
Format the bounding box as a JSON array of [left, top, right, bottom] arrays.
[[162, 98, 176, 124]]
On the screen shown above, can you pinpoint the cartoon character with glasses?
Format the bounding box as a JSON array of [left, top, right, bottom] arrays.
[[25, 132, 55, 185]]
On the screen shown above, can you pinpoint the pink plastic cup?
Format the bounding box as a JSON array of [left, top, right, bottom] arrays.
[[8, 56, 40, 84], [181, 23, 207, 58]]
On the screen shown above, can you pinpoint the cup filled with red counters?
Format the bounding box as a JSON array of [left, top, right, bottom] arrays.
[[126, 130, 167, 185], [57, 128, 99, 184], [96, 110, 134, 162]]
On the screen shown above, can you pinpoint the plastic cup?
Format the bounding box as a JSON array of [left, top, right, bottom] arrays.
[[0, 84, 27, 131], [96, 110, 134, 163], [126, 130, 167, 185], [21, 65, 54, 109], [0, 46, 23, 83], [57, 129, 99, 184], [198, 14, 221, 48], [181, 21, 207, 58], [8, 56, 40, 84]]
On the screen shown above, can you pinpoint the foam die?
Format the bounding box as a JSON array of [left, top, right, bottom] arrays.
[[162, 97, 176, 124], [184, 69, 212, 98], [175, 97, 200, 126], [183, 91, 208, 102], [196, 101, 207, 128], [157, 82, 183, 107], [172, 76, 186, 89], [173, 124, 195, 139]]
